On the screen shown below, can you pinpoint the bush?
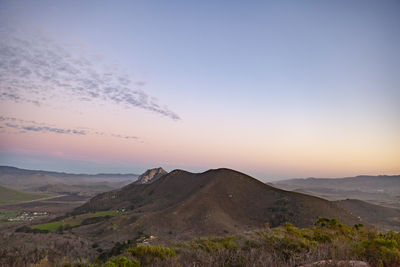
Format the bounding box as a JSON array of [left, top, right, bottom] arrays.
[[15, 225, 49, 234], [103, 256, 140, 267], [190, 236, 238, 252], [355, 237, 400, 266], [81, 216, 111, 226], [127, 245, 176, 264]]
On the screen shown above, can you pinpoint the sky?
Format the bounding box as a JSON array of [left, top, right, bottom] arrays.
[[0, 0, 399, 181]]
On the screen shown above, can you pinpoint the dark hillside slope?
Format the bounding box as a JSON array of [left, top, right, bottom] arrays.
[[75, 168, 360, 240]]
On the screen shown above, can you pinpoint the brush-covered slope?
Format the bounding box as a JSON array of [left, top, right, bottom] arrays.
[[74, 168, 360, 240], [335, 199, 400, 231]]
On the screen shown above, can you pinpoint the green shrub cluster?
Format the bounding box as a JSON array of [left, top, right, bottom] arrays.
[[354, 232, 400, 266], [189, 236, 238, 252], [97, 239, 137, 263], [126, 245, 176, 265], [15, 225, 49, 233], [103, 256, 140, 267]]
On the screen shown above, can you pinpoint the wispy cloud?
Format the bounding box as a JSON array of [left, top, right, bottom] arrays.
[[0, 116, 140, 141], [0, 26, 180, 120], [2, 120, 87, 136]]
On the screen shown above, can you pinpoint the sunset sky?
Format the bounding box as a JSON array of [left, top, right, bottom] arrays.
[[0, 0, 399, 180]]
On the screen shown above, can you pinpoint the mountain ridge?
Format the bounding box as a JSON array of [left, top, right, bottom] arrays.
[[0, 165, 140, 177], [0, 165, 140, 196], [273, 174, 400, 209]]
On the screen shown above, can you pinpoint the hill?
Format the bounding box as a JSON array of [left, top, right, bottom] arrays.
[[0, 185, 51, 204], [74, 168, 360, 241], [335, 199, 400, 231]]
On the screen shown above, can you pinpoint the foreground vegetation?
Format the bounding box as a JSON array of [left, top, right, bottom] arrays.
[[6, 218, 395, 267]]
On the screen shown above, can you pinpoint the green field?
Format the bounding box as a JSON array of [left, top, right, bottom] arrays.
[[32, 221, 70, 231], [0, 210, 19, 225], [32, 210, 119, 230], [0, 186, 51, 204], [0, 210, 19, 219], [88, 210, 118, 217]]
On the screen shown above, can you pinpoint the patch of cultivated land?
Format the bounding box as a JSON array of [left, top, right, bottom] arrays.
[[0, 185, 53, 204], [0, 210, 19, 225], [42, 194, 89, 202], [0, 210, 19, 219], [0, 197, 89, 231], [32, 210, 119, 231]]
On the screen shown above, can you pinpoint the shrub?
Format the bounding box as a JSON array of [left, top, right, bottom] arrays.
[[353, 223, 364, 231], [355, 237, 400, 266], [127, 245, 176, 264], [15, 225, 49, 234], [190, 236, 238, 252], [103, 256, 140, 267], [81, 216, 111, 226]]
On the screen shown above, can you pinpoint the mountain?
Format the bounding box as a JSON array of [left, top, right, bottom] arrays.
[[275, 175, 400, 193], [273, 175, 400, 209], [0, 166, 139, 196], [334, 199, 400, 231], [73, 168, 360, 241], [134, 167, 167, 184], [0, 185, 50, 204], [0, 166, 139, 179]]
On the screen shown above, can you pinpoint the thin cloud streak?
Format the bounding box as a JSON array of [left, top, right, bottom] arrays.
[[0, 116, 140, 141]]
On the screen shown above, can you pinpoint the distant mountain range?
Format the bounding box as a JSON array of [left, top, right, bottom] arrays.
[[0, 166, 140, 179], [0, 166, 140, 196], [273, 175, 400, 209], [275, 175, 400, 194]]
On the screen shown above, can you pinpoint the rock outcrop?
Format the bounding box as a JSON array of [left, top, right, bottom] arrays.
[[135, 167, 167, 184]]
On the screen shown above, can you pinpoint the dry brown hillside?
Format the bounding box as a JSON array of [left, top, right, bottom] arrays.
[[73, 168, 360, 241]]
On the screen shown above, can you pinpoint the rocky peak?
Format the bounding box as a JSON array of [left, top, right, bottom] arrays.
[[136, 167, 167, 184]]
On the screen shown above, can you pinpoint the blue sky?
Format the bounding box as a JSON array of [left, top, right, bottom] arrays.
[[0, 1, 399, 180]]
